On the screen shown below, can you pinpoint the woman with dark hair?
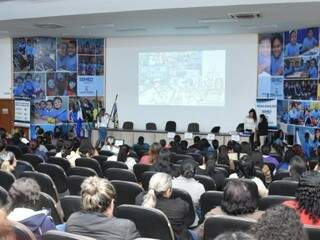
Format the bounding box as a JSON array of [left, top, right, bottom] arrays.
[[270, 33, 284, 76], [283, 156, 307, 181], [107, 144, 136, 170], [7, 178, 56, 239], [139, 142, 161, 165], [65, 137, 81, 167], [251, 151, 272, 184], [218, 145, 235, 170], [258, 114, 268, 146], [197, 180, 262, 238], [254, 205, 305, 240], [205, 154, 227, 191], [172, 163, 205, 225], [229, 155, 268, 197], [283, 171, 320, 226], [244, 109, 258, 144], [278, 148, 294, 170], [28, 139, 47, 161]]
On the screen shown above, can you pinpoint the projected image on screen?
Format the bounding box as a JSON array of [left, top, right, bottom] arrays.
[[139, 50, 226, 106]]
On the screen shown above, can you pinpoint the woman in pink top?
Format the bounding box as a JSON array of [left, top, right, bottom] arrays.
[[139, 143, 161, 165]]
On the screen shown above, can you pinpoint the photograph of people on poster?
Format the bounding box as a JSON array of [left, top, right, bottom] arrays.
[[300, 27, 319, 55], [13, 37, 37, 72], [270, 33, 284, 76], [258, 34, 271, 75], [284, 30, 302, 57], [284, 56, 318, 79], [78, 39, 96, 54], [96, 55, 104, 75], [277, 100, 289, 124], [13, 72, 46, 98], [46, 72, 77, 96], [95, 39, 104, 54], [284, 80, 317, 100], [258, 75, 283, 99], [34, 37, 56, 72], [78, 55, 97, 75], [57, 38, 77, 71]]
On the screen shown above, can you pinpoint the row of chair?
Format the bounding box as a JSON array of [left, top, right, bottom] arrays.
[[123, 120, 220, 133]]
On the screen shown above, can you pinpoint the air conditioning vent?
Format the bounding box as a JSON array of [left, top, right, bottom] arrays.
[[229, 12, 261, 20], [34, 23, 64, 29]]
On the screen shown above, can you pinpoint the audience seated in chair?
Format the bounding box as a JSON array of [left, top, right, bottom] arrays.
[[64, 138, 81, 167], [139, 143, 161, 165], [251, 151, 272, 184], [278, 148, 294, 171], [28, 140, 47, 162], [107, 145, 137, 171], [261, 144, 279, 169], [7, 178, 56, 240], [135, 172, 197, 240], [100, 136, 119, 155], [0, 139, 17, 174], [197, 179, 263, 239], [282, 156, 307, 182], [133, 136, 150, 158], [66, 176, 140, 240], [253, 205, 306, 240], [229, 155, 268, 198], [283, 171, 320, 226]]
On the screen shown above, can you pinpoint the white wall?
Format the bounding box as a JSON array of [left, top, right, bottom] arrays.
[[0, 38, 12, 99], [106, 34, 258, 132]]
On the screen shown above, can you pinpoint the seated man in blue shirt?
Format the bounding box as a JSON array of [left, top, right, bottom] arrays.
[[285, 30, 301, 57], [302, 28, 318, 53], [65, 41, 77, 71], [308, 58, 318, 79]]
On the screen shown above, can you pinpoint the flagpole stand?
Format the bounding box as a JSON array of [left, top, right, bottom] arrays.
[[107, 94, 119, 129]]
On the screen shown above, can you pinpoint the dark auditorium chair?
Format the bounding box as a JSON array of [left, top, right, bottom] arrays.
[[199, 191, 223, 220], [14, 160, 34, 178], [224, 178, 259, 200], [111, 180, 143, 206], [19, 171, 59, 202], [104, 168, 137, 182], [45, 144, 55, 151], [187, 153, 203, 165], [115, 205, 175, 240], [133, 164, 152, 183], [92, 155, 108, 167], [67, 175, 86, 195], [171, 153, 194, 164], [146, 122, 157, 131], [36, 163, 68, 194], [0, 186, 8, 207], [141, 171, 157, 191], [99, 150, 115, 157], [60, 195, 81, 221], [204, 215, 257, 240], [305, 226, 320, 240], [273, 170, 290, 181], [6, 145, 23, 159], [67, 166, 97, 177], [0, 170, 15, 191], [211, 126, 221, 133], [39, 192, 63, 224], [11, 221, 36, 240], [21, 154, 43, 168], [187, 122, 200, 133], [48, 157, 71, 173], [258, 195, 295, 211], [194, 174, 216, 191], [214, 167, 229, 178], [102, 160, 128, 172], [171, 188, 195, 227], [44, 230, 96, 240], [165, 121, 176, 132], [75, 157, 103, 177], [268, 180, 298, 197], [122, 121, 134, 130]]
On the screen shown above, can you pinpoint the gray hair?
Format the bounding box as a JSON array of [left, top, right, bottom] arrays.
[[142, 173, 172, 208], [81, 176, 116, 212]]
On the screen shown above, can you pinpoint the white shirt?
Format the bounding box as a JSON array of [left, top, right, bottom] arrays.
[[244, 117, 257, 132], [66, 150, 81, 167], [107, 155, 136, 171], [101, 145, 119, 155], [97, 115, 109, 128]]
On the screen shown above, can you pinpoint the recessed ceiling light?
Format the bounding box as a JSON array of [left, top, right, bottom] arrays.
[[34, 23, 64, 29]]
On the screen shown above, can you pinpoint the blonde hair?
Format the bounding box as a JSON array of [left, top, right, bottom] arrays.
[[81, 176, 116, 213], [0, 152, 15, 173], [148, 143, 161, 164], [142, 173, 172, 208]]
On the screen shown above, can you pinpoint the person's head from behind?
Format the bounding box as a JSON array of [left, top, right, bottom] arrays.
[[261, 144, 271, 156], [79, 138, 95, 156], [149, 143, 161, 164], [259, 114, 267, 124], [238, 155, 256, 179], [253, 205, 305, 240], [9, 178, 40, 210], [221, 180, 257, 216], [81, 176, 116, 216], [159, 139, 166, 148], [251, 151, 264, 169], [29, 139, 39, 152], [180, 140, 188, 150], [106, 136, 115, 146], [289, 156, 306, 179], [212, 139, 219, 150], [295, 171, 320, 223], [217, 152, 230, 166], [137, 136, 144, 145], [142, 173, 172, 208], [117, 144, 130, 162], [215, 232, 256, 240], [283, 148, 294, 163], [180, 162, 195, 179], [174, 135, 181, 144], [240, 142, 252, 155]]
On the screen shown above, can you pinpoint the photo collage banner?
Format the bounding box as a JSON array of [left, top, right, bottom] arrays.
[[257, 27, 320, 145], [12, 37, 105, 138]]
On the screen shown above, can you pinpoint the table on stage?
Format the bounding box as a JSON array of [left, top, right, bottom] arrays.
[[91, 128, 250, 146]]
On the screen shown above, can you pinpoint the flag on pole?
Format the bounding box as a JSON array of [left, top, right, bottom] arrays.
[[112, 102, 119, 128]]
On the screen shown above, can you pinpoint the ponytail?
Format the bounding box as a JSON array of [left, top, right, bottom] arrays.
[[142, 189, 157, 208]]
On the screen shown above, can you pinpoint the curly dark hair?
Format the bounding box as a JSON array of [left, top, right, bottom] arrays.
[[221, 180, 257, 215], [8, 178, 41, 211], [295, 171, 320, 224], [253, 205, 305, 240]]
